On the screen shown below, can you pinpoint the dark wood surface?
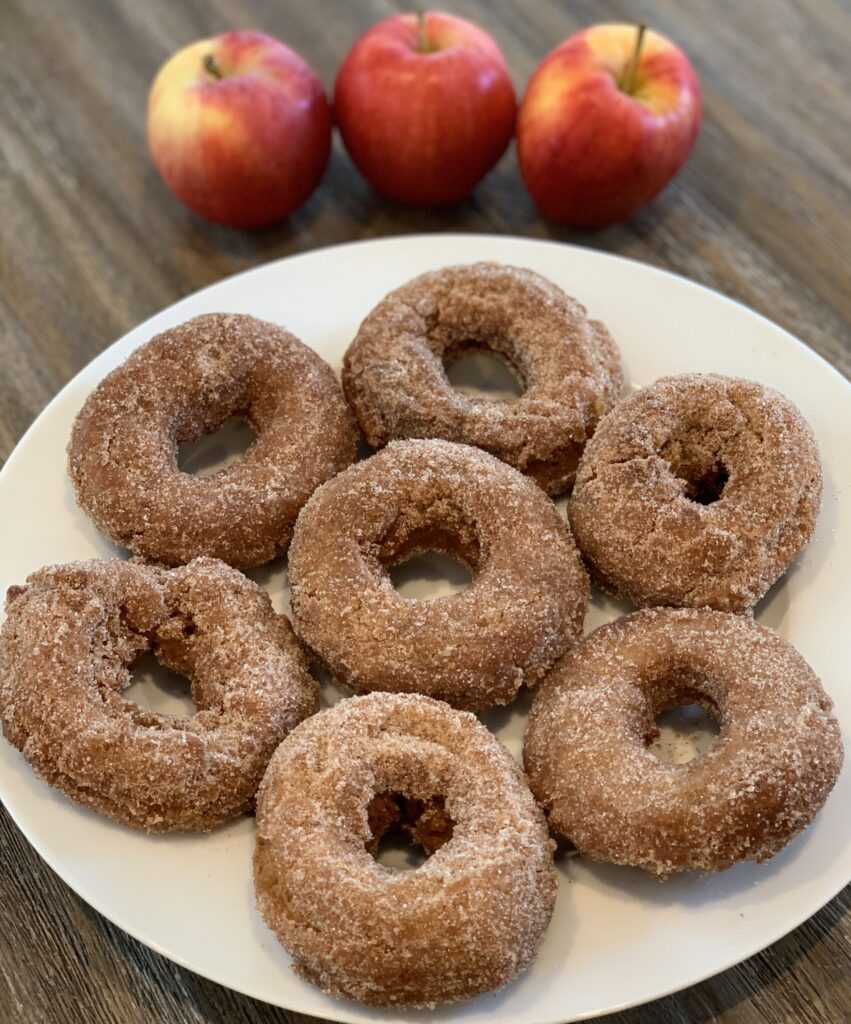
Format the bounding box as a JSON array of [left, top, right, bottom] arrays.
[[1, 0, 849, 1022]]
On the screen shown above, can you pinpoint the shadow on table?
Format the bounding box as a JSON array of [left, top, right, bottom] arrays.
[[151, 141, 692, 274]]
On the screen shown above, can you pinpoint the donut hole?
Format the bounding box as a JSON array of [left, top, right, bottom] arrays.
[[682, 462, 729, 505], [366, 792, 454, 871], [647, 693, 721, 766], [662, 435, 729, 505], [443, 346, 524, 402], [177, 416, 257, 477], [123, 651, 195, 719], [379, 506, 481, 599], [388, 551, 473, 599]]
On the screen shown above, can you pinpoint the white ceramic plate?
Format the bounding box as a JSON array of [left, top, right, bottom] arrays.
[[1, 235, 848, 1024]]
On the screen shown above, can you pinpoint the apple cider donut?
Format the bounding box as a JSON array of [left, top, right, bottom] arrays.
[[342, 262, 622, 494], [524, 608, 843, 876], [568, 374, 822, 611], [288, 439, 589, 711], [254, 692, 557, 1007], [68, 313, 357, 567], [0, 557, 318, 832]]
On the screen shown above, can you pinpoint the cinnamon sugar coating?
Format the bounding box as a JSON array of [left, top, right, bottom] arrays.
[[68, 313, 357, 567], [0, 558, 318, 831], [254, 692, 557, 1007], [568, 374, 822, 611], [524, 608, 843, 876], [342, 263, 622, 494], [288, 439, 589, 711]]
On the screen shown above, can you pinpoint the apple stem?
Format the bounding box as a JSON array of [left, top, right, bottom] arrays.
[[203, 53, 223, 80], [621, 23, 647, 95], [415, 10, 431, 52]]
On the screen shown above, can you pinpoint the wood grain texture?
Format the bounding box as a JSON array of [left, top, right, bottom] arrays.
[[0, 0, 849, 1022]]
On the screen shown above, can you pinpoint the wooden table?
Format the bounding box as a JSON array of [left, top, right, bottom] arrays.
[[1, 1, 849, 1021]]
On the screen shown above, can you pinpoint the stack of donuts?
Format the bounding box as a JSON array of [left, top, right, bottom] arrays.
[[0, 263, 843, 1009]]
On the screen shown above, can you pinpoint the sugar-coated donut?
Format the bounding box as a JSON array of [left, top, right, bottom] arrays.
[[254, 692, 557, 1007], [0, 558, 318, 831], [524, 608, 843, 875], [568, 374, 822, 611], [342, 263, 622, 494], [68, 313, 357, 568], [288, 439, 589, 711]]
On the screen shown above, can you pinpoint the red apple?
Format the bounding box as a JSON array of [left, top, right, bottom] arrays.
[[517, 24, 701, 226], [147, 31, 332, 229], [334, 12, 516, 206]]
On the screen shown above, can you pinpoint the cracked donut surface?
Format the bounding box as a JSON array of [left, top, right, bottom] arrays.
[[0, 558, 318, 831], [342, 262, 622, 494], [568, 373, 822, 611], [524, 608, 843, 876], [288, 439, 589, 711], [67, 313, 357, 567], [254, 692, 557, 1007]]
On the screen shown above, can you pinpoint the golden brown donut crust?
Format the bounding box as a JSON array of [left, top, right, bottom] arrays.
[[0, 558, 318, 832], [288, 439, 589, 711], [342, 263, 622, 494], [568, 374, 822, 611], [254, 692, 557, 1007], [524, 608, 843, 875], [68, 313, 357, 567]]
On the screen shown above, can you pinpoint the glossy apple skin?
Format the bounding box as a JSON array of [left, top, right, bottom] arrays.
[[334, 12, 516, 206], [517, 24, 701, 226], [147, 31, 332, 229]]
